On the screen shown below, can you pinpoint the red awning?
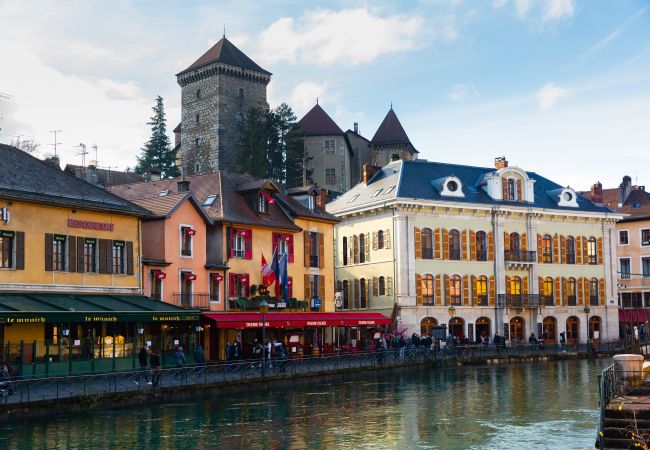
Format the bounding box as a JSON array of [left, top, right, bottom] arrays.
[[618, 308, 650, 323], [202, 312, 391, 329]]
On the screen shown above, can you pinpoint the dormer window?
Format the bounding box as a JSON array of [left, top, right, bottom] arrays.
[[438, 176, 464, 198], [258, 194, 269, 213], [507, 178, 517, 201], [308, 194, 315, 211], [557, 187, 579, 207]]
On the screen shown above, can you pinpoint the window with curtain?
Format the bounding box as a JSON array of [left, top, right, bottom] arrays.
[[421, 228, 433, 259], [449, 229, 461, 260]]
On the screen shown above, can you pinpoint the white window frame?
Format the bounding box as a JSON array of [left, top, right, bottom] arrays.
[[641, 256, 650, 279], [324, 139, 336, 154], [234, 233, 246, 259], [619, 257, 632, 279], [618, 229, 630, 246], [179, 269, 194, 298], [641, 228, 650, 247], [179, 224, 194, 258]]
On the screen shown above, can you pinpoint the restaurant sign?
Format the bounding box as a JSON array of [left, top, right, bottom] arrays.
[[68, 219, 115, 231]]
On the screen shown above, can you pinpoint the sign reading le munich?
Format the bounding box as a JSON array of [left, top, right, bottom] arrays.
[[68, 219, 114, 231]]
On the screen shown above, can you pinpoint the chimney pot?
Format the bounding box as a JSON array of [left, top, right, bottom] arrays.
[[363, 164, 381, 184], [354, 122, 359, 134], [44, 155, 61, 170], [494, 156, 508, 170], [591, 181, 603, 204], [177, 180, 190, 193]]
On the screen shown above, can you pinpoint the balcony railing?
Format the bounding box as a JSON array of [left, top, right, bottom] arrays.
[[173, 292, 211, 309], [540, 296, 554, 306], [504, 250, 537, 263], [497, 294, 540, 308]]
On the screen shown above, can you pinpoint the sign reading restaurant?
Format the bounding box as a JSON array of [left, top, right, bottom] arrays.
[[68, 218, 114, 231]]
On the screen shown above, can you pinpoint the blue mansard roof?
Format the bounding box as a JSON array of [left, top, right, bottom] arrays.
[[327, 159, 615, 215]]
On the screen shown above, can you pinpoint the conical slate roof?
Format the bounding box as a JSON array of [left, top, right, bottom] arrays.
[[178, 37, 271, 76], [371, 107, 412, 145], [296, 104, 344, 136]]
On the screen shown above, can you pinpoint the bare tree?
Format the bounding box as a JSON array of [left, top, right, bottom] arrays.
[[11, 136, 40, 154]]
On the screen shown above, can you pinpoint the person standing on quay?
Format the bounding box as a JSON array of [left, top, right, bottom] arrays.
[[194, 345, 206, 379], [134, 345, 150, 385], [150, 348, 161, 387], [174, 346, 186, 380]]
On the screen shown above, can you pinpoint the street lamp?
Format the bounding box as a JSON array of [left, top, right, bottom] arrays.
[[259, 299, 270, 377], [583, 305, 590, 349], [448, 306, 456, 338]]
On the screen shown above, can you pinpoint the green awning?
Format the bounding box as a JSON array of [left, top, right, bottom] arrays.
[[0, 293, 200, 323]]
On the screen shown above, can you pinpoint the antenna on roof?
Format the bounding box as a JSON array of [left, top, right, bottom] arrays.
[[316, 97, 319, 105], [92, 144, 98, 166], [390, 101, 393, 109], [223, 25, 226, 38], [76, 143, 88, 168], [49, 130, 62, 157]]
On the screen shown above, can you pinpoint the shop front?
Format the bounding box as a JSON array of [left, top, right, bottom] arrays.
[[0, 293, 200, 377], [203, 312, 392, 360]]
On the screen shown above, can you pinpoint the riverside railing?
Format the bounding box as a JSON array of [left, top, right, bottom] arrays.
[[0, 341, 622, 407]]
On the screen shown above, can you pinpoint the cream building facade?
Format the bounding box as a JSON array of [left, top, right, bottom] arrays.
[[327, 158, 623, 344]]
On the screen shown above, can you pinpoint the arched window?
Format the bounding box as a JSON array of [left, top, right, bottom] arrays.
[[542, 235, 553, 263], [476, 231, 487, 261], [567, 277, 577, 306], [359, 234, 366, 263], [510, 316, 525, 341], [542, 277, 554, 305], [566, 316, 580, 344], [342, 280, 350, 309], [422, 274, 434, 305], [566, 236, 576, 264], [342, 237, 348, 266], [421, 228, 433, 259], [509, 232, 520, 252], [379, 276, 386, 296], [377, 230, 384, 249], [475, 276, 488, 306], [542, 317, 557, 342], [449, 229, 461, 260], [353, 236, 359, 264], [449, 275, 462, 305], [360, 278, 367, 308], [587, 237, 597, 264], [421, 317, 438, 336], [589, 278, 599, 305], [589, 316, 601, 341], [507, 178, 517, 201], [475, 317, 491, 340]]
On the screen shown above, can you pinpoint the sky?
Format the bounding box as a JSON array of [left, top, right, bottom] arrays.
[[0, 0, 649, 190]]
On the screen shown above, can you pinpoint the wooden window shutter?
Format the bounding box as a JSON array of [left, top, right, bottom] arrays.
[[98, 239, 107, 274], [319, 275, 325, 301], [352, 236, 358, 264], [353, 279, 360, 308], [228, 273, 236, 298], [523, 276, 528, 295], [372, 231, 377, 250], [599, 278, 605, 305], [462, 275, 469, 305], [469, 230, 476, 261], [470, 275, 476, 306], [562, 277, 568, 305], [126, 241, 134, 275], [516, 179, 523, 201], [582, 237, 588, 264], [304, 274, 311, 300], [414, 227, 422, 259], [560, 236, 566, 263], [76, 237, 85, 273], [461, 230, 468, 261], [597, 237, 603, 264], [521, 233, 527, 252], [288, 235, 294, 263], [442, 229, 449, 260], [364, 280, 369, 307], [272, 233, 279, 254], [553, 235, 560, 264], [444, 275, 451, 305], [364, 233, 370, 263], [44, 233, 53, 271], [538, 276, 543, 296], [319, 232, 325, 268], [244, 230, 252, 260], [489, 276, 495, 306], [304, 231, 310, 268], [385, 229, 391, 249], [554, 277, 561, 305], [504, 231, 510, 251], [434, 228, 442, 259], [15, 231, 25, 270], [505, 275, 511, 295], [415, 274, 422, 305], [435, 274, 442, 305], [502, 178, 508, 200], [537, 234, 543, 262], [244, 274, 250, 297], [226, 227, 233, 258], [387, 277, 393, 296], [67, 235, 76, 273], [488, 232, 494, 261], [576, 238, 583, 264], [373, 277, 379, 297]]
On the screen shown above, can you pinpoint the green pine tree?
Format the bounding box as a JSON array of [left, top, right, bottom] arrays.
[[236, 107, 269, 179], [135, 96, 179, 178]]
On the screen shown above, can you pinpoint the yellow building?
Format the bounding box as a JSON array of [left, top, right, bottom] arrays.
[[0, 145, 199, 376], [328, 158, 624, 345]]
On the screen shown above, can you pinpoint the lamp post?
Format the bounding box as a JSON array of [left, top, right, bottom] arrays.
[[618, 283, 627, 351], [259, 299, 270, 377], [448, 306, 456, 337], [583, 305, 590, 351]]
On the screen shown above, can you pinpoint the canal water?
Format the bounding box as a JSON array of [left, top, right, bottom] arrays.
[[1, 358, 609, 449]]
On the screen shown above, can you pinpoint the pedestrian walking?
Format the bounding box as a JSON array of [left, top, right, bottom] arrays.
[[193, 345, 206, 379], [134, 345, 150, 385], [174, 346, 186, 380], [225, 341, 232, 361], [560, 332, 567, 352], [150, 349, 161, 387]]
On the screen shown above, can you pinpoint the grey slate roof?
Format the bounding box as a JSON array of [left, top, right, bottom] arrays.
[[371, 108, 412, 146], [0, 144, 147, 216], [327, 159, 614, 215], [177, 37, 271, 76]]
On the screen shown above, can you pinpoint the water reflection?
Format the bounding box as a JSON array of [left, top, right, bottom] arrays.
[[0, 359, 609, 449]]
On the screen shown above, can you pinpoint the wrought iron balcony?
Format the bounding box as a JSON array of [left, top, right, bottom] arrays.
[[173, 292, 211, 309], [540, 296, 554, 307], [497, 294, 540, 308], [504, 250, 537, 263]]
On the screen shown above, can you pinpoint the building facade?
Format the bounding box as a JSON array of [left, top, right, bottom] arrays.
[[328, 158, 622, 344], [175, 36, 271, 175]]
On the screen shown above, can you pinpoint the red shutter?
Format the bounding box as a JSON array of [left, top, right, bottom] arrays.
[[272, 233, 279, 254], [288, 235, 294, 263], [228, 227, 234, 258], [229, 273, 236, 298], [244, 230, 252, 260], [244, 274, 250, 297]]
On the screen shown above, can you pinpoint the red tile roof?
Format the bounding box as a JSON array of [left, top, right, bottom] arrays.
[[582, 186, 650, 217], [296, 104, 344, 136], [371, 107, 412, 146]]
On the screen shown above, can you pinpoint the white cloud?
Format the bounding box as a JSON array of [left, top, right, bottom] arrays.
[[254, 7, 427, 67], [289, 81, 329, 116], [537, 83, 567, 109], [582, 5, 649, 58], [514, 0, 533, 18], [542, 0, 574, 21], [447, 83, 479, 101]]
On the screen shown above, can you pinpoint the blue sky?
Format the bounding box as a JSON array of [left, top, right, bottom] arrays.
[[0, 0, 649, 189]]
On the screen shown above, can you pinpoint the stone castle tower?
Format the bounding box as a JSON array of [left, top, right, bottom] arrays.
[[176, 36, 271, 175], [370, 107, 418, 167]]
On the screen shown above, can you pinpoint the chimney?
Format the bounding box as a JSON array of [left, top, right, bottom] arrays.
[[317, 188, 328, 209], [494, 156, 508, 170], [618, 175, 632, 206], [145, 168, 161, 182], [177, 179, 190, 193], [85, 165, 98, 185], [363, 164, 381, 184], [353, 122, 359, 134], [590, 181, 603, 204], [43, 155, 60, 170]]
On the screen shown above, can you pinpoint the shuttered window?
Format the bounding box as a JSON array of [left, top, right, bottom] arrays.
[[112, 241, 126, 274], [0, 230, 15, 269], [53, 234, 67, 271]]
